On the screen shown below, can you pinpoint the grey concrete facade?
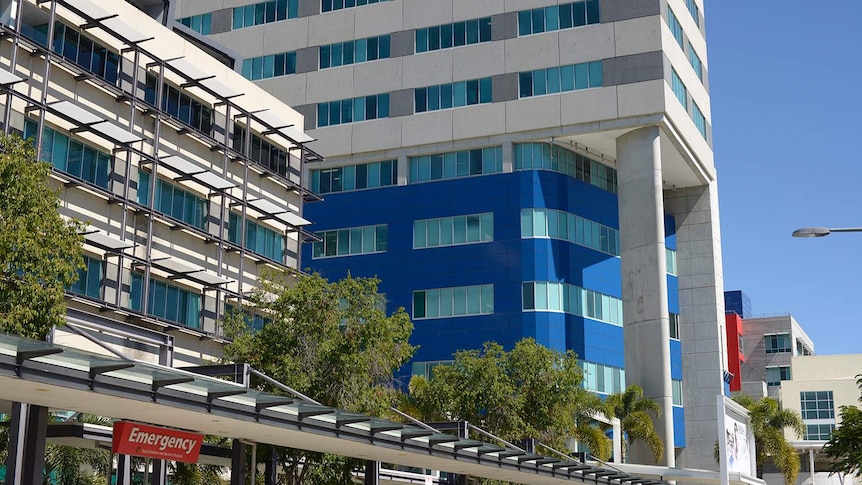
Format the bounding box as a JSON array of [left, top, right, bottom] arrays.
[[618, 126, 674, 467], [740, 315, 815, 399], [665, 184, 728, 470]]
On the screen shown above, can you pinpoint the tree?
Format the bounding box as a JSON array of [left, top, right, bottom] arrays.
[[222, 270, 415, 485], [0, 132, 84, 340], [406, 338, 612, 461], [603, 385, 664, 463], [822, 374, 862, 479], [725, 395, 804, 485], [44, 415, 113, 485]]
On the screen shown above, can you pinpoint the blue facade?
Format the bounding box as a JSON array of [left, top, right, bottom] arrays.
[[724, 290, 751, 318], [303, 165, 685, 447]]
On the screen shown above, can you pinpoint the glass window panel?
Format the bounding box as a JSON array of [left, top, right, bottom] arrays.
[[481, 285, 493, 313], [439, 288, 453, 316], [547, 67, 561, 94], [414, 221, 427, 248], [416, 29, 428, 53], [480, 77, 492, 103], [518, 10, 532, 36], [466, 286, 480, 314], [413, 292, 426, 318], [481, 213, 493, 241], [426, 290, 440, 318], [479, 17, 492, 41], [466, 215, 480, 242], [427, 219, 440, 246], [467, 18, 480, 43], [545, 6, 560, 31], [453, 287, 467, 315], [575, 63, 589, 89], [362, 226, 375, 252]]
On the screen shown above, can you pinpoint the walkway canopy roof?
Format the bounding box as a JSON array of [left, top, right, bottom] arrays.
[[0, 333, 665, 485]]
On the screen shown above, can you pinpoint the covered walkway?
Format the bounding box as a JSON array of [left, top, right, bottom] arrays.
[[0, 333, 663, 485]]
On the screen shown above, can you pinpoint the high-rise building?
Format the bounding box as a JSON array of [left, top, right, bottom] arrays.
[[0, 0, 319, 368], [173, 0, 727, 468], [739, 313, 815, 399]]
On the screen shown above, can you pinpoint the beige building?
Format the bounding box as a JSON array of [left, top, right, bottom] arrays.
[[766, 355, 862, 485], [0, 0, 320, 367]]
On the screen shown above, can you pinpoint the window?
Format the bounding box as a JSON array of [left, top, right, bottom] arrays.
[[672, 379, 683, 406], [415, 18, 492, 53], [130, 273, 201, 328], [692, 102, 707, 139], [144, 75, 213, 135], [411, 360, 453, 379], [686, 0, 700, 27], [518, 1, 599, 36], [224, 303, 270, 332], [414, 78, 492, 113], [766, 366, 791, 387], [522, 282, 623, 326], [414, 213, 493, 248], [666, 248, 677, 275], [413, 284, 493, 319], [671, 69, 688, 110], [321, 0, 389, 13], [138, 171, 208, 230], [317, 94, 389, 127], [23, 120, 111, 189], [228, 212, 285, 262], [320, 35, 390, 69], [803, 424, 834, 441], [409, 147, 503, 183], [68, 255, 102, 299], [738, 334, 744, 354], [765, 333, 792, 354], [689, 48, 703, 81], [232, 0, 298, 29], [519, 61, 602, 98], [670, 313, 680, 340], [178, 13, 212, 35], [521, 209, 619, 255], [514, 142, 618, 193], [800, 391, 835, 420], [232, 125, 290, 177], [242, 51, 297, 81], [48, 22, 121, 85], [667, 8, 683, 48], [311, 160, 396, 194], [581, 361, 625, 394], [312, 224, 387, 258]]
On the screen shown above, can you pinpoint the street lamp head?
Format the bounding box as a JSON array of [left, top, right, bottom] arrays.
[[792, 227, 832, 238]]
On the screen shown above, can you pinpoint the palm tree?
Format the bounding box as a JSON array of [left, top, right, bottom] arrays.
[[603, 385, 664, 463], [723, 395, 804, 485]]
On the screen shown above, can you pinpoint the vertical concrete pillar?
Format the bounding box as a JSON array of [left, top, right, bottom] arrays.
[[665, 183, 728, 470], [616, 126, 674, 466]]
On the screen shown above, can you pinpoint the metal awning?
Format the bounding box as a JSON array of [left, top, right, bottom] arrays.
[[167, 58, 210, 83], [99, 17, 151, 44], [199, 78, 243, 100], [0, 333, 664, 485], [158, 155, 236, 192], [150, 257, 231, 288], [48, 101, 142, 145], [246, 199, 310, 228], [0, 68, 24, 86], [82, 230, 133, 252]]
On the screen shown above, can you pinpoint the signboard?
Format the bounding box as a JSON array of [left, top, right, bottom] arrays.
[[717, 395, 757, 485], [112, 421, 203, 463]]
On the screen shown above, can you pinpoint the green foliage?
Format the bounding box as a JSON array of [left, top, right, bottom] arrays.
[[222, 270, 415, 485], [0, 132, 84, 339], [406, 338, 611, 461], [822, 374, 862, 479], [725, 394, 804, 485], [603, 385, 664, 463]]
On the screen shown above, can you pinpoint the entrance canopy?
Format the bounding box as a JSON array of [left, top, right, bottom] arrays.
[[0, 333, 664, 485]]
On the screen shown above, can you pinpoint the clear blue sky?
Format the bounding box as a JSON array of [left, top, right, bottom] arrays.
[[707, 1, 862, 355]]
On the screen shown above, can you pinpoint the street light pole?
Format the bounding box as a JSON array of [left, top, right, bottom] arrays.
[[791, 227, 862, 238]]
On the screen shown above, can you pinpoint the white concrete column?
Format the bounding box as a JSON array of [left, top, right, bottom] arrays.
[[616, 126, 674, 466], [665, 182, 728, 471]]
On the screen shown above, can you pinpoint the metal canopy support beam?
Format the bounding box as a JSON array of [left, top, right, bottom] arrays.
[[364, 461, 379, 485], [4, 402, 27, 485], [231, 440, 247, 485], [23, 405, 49, 485], [116, 453, 132, 485]]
